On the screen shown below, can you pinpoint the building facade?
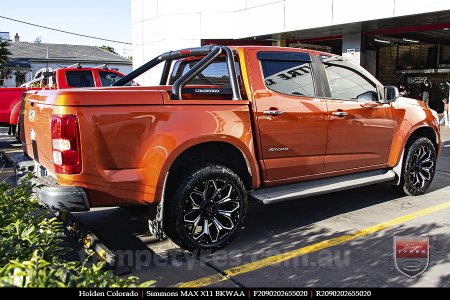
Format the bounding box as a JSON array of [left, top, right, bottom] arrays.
[[1, 37, 132, 87]]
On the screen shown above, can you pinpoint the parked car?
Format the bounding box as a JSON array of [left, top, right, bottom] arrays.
[[21, 46, 441, 251], [0, 65, 130, 139]]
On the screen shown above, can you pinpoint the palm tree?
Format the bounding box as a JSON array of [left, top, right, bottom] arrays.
[[14, 68, 27, 87]]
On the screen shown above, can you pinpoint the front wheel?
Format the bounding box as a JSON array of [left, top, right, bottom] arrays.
[[393, 137, 437, 196], [164, 163, 248, 251]]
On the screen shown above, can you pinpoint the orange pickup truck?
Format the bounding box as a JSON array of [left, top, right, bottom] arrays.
[[21, 46, 441, 251]]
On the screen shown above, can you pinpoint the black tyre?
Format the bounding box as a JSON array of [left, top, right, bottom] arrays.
[[164, 163, 248, 251], [14, 123, 20, 142], [393, 137, 437, 196]]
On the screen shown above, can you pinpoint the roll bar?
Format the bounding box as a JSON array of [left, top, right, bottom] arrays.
[[113, 45, 241, 100]]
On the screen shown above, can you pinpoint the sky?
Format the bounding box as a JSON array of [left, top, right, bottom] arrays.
[[0, 0, 132, 57]]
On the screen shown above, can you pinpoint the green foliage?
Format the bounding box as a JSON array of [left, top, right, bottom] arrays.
[[0, 68, 13, 82], [0, 38, 11, 67], [99, 45, 118, 55], [14, 68, 27, 87], [0, 38, 12, 86], [0, 180, 155, 287]]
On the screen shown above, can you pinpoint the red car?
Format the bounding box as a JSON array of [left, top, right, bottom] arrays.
[[0, 66, 130, 138]]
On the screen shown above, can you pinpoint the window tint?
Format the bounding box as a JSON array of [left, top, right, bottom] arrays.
[[323, 56, 377, 101], [99, 71, 124, 86], [171, 58, 240, 86], [66, 71, 94, 87], [260, 60, 315, 97]]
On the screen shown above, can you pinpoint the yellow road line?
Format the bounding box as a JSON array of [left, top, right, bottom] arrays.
[[177, 201, 450, 288]]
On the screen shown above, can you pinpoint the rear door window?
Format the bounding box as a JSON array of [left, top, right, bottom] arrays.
[[260, 60, 316, 97], [66, 71, 95, 87]]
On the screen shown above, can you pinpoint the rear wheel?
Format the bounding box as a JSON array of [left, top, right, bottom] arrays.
[[14, 123, 20, 141], [393, 137, 436, 196], [164, 163, 248, 251]]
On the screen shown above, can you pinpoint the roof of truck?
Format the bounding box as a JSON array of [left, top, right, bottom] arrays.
[[230, 45, 330, 56]]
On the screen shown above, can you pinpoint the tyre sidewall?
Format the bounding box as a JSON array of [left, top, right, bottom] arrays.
[[169, 164, 248, 251], [402, 137, 437, 195]]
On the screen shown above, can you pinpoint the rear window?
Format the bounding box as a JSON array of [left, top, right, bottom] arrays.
[[260, 60, 316, 97], [66, 71, 95, 87], [171, 58, 241, 86], [99, 71, 125, 86]]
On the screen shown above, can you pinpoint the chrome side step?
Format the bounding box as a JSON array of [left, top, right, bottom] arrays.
[[249, 169, 396, 204]]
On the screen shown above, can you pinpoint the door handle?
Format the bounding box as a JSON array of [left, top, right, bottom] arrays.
[[332, 111, 348, 117], [263, 109, 283, 116]]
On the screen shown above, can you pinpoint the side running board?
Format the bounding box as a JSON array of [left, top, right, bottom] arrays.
[[249, 169, 396, 204]]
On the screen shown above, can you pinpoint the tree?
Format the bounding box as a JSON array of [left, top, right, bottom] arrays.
[[99, 45, 118, 55], [0, 38, 12, 86], [14, 68, 27, 87], [0, 38, 11, 66], [0, 69, 12, 86]]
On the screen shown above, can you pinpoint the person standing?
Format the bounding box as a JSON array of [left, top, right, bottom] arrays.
[[420, 80, 432, 107], [442, 98, 449, 128]]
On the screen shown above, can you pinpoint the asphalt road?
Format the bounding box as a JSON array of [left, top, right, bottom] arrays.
[[1, 126, 449, 287]]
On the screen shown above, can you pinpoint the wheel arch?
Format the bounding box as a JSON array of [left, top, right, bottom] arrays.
[[392, 125, 439, 184], [168, 141, 255, 189], [9, 101, 21, 125], [154, 138, 260, 203], [407, 126, 439, 153]]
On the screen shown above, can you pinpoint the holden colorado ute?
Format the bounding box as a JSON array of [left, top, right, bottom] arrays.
[[21, 46, 441, 251], [0, 65, 129, 138]]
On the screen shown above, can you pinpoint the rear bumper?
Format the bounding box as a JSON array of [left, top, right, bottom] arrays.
[[32, 176, 90, 212]]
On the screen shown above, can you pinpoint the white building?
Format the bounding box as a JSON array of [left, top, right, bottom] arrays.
[[131, 0, 450, 89]]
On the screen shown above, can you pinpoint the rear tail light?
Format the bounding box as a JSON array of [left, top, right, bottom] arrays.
[[51, 115, 82, 174]]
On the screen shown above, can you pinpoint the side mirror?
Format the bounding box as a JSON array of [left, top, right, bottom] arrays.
[[357, 91, 378, 102], [384, 86, 399, 102]]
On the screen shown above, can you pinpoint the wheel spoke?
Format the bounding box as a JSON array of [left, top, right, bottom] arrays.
[[184, 209, 201, 223], [418, 172, 426, 188], [190, 215, 203, 237], [216, 184, 234, 205], [218, 202, 240, 214], [214, 216, 233, 231], [190, 190, 204, 207], [210, 181, 226, 200], [419, 170, 431, 180], [419, 146, 429, 160], [217, 210, 236, 230], [421, 158, 433, 165], [202, 219, 211, 241], [205, 179, 219, 200], [211, 218, 224, 242], [413, 173, 421, 187]]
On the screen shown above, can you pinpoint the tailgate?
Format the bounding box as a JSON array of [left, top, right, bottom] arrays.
[[22, 92, 56, 176]]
